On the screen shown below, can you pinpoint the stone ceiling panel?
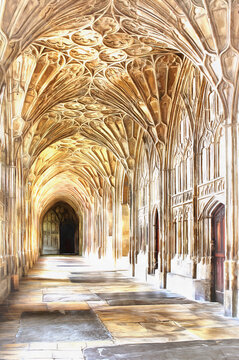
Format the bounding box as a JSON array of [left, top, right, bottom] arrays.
[[1, 0, 238, 213]]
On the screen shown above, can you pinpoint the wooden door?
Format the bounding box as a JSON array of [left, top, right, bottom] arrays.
[[60, 222, 75, 254], [42, 210, 60, 254], [213, 205, 225, 304]]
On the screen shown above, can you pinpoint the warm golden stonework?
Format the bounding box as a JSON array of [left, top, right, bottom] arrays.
[[0, 0, 238, 319]]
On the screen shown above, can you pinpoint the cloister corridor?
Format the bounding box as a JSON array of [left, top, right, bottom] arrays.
[[1, 0, 239, 358], [0, 256, 239, 360]]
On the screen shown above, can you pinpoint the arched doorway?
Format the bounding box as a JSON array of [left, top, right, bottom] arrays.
[[41, 202, 79, 255], [212, 204, 225, 304], [153, 209, 160, 272]]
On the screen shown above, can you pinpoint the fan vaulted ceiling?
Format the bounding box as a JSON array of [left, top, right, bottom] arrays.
[[1, 0, 236, 208]]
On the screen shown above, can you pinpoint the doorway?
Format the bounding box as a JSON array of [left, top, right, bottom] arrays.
[[41, 202, 79, 255], [60, 221, 75, 254], [212, 204, 225, 304]]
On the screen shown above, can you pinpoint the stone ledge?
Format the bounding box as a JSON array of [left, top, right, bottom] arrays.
[[167, 272, 211, 301]]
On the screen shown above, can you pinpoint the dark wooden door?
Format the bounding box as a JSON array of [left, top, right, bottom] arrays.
[[213, 205, 225, 304], [60, 222, 75, 254]]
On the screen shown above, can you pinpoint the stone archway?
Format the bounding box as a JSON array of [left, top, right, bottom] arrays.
[[41, 202, 79, 255]]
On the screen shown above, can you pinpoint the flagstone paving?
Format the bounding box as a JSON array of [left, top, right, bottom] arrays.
[[0, 256, 239, 359]]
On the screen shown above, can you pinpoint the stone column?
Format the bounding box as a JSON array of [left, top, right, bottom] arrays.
[[101, 189, 107, 258], [83, 208, 88, 255], [0, 84, 8, 299], [112, 178, 122, 262], [7, 160, 17, 275], [104, 189, 113, 262], [167, 168, 174, 276], [128, 171, 136, 276], [148, 175, 153, 274], [158, 165, 165, 287], [224, 112, 239, 317], [192, 141, 199, 279], [23, 180, 31, 274], [6, 142, 20, 289]]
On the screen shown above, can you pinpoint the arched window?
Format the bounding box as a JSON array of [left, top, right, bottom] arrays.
[[202, 144, 208, 183], [173, 111, 192, 193], [218, 129, 225, 178]]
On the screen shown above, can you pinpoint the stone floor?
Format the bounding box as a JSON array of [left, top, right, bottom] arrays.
[[1, 256, 239, 359]]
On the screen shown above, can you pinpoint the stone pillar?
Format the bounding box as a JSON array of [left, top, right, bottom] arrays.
[[192, 142, 199, 279], [0, 85, 5, 268], [128, 171, 136, 276], [7, 162, 17, 274], [104, 189, 113, 262], [0, 138, 8, 301], [148, 176, 153, 274], [6, 139, 21, 287], [0, 150, 5, 259], [101, 189, 108, 258], [23, 180, 31, 273], [167, 168, 174, 276], [224, 114, 239, 317], [112, 179, 121, 262], [83, 208, 88, 255]]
